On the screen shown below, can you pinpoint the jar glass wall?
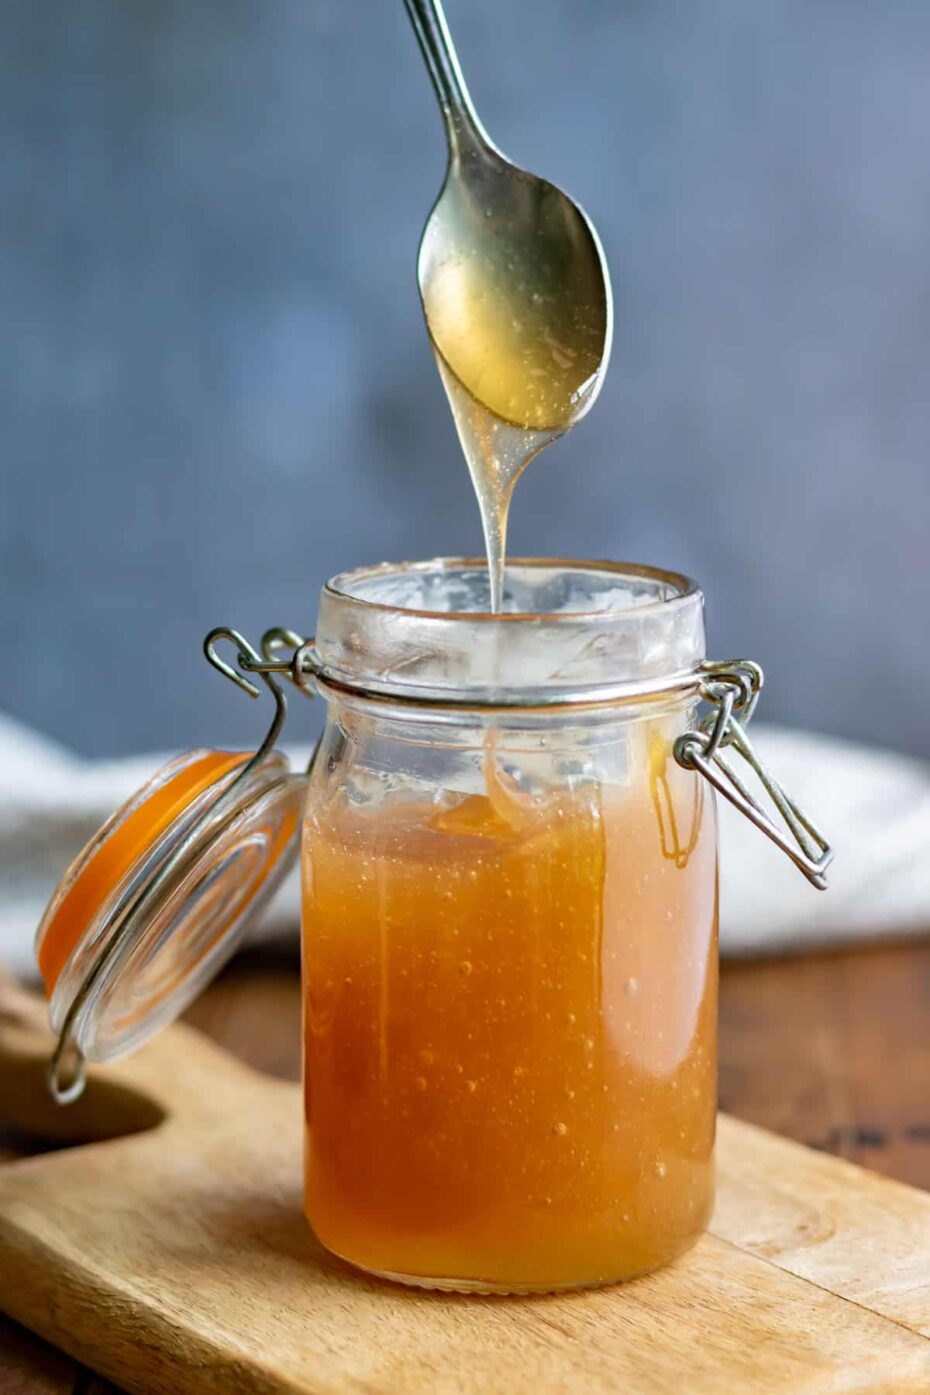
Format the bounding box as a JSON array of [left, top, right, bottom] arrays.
[[300, 560, 718, 1294]]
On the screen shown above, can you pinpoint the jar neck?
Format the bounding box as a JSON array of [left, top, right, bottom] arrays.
[[311, 557, 706, 710], [323, 690, 701, 751]]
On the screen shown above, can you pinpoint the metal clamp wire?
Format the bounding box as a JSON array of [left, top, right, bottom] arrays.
[[674, 662, 832, 889]]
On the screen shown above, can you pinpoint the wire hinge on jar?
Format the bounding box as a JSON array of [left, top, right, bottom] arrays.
[[221, 635, 833, 888], [673, 661, 833, 889]]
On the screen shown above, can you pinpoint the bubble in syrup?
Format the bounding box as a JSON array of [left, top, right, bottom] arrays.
[[414, 1076, 428, 1091], [459, 961, 473, 977], [552, 1121, 568, 1137], [623, 977, 640, 997], [654, 1160, 668, 1180]]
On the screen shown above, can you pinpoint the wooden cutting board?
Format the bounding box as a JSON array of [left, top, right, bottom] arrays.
[[1, 979, 930, 1395]]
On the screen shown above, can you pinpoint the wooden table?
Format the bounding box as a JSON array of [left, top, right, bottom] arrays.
[[3, 938, 929, 1393]]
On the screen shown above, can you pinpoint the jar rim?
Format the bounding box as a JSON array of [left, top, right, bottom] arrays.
[[324, 555, 700, 622], [312, 557, 706, 711]]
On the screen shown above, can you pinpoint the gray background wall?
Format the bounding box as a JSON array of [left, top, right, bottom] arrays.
[[3, 0, 928, 758]]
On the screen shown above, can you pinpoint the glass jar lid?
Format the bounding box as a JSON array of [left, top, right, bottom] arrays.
[[36, 743, 302, 1098]]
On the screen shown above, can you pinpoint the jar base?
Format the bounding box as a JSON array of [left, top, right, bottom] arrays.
[[327, 1231, 703, 1297]]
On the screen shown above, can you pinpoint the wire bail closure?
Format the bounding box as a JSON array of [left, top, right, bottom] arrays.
[[219, 635, 832, 887], [46, 635, 830, 1105], [673, 660, 833, 889]]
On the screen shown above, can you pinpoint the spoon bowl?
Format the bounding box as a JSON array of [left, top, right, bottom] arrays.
[[405, 0, 612, 434]]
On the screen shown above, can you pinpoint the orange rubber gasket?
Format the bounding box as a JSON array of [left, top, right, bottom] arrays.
[[37, 750, 249, 995]]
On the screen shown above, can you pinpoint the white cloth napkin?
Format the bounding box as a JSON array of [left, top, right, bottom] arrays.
[[1, 711, 927, 979]]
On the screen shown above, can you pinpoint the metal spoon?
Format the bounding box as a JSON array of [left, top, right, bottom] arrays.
[[403, 0, 613, 433]]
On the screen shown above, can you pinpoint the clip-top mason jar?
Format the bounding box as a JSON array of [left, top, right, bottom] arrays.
[[34, 557, 831, 1296]]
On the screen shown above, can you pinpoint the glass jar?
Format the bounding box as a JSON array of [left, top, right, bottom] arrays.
[[301, 558, 718, 1293], [34, 556, 830, 1296]]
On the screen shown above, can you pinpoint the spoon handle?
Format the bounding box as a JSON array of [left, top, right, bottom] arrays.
[[402, 0, 486, 153]]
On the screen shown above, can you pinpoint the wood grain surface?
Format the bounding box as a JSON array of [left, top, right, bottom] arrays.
[[2, 937, 929, 1394]]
